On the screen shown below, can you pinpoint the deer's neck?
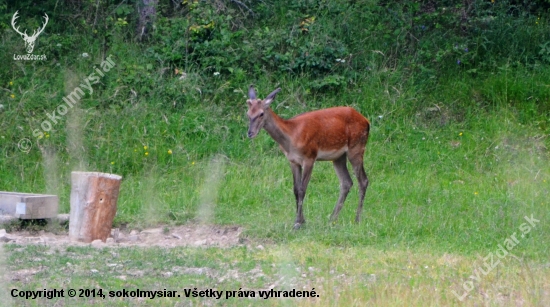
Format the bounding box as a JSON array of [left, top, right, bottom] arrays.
[[263, 109, 292, 150]]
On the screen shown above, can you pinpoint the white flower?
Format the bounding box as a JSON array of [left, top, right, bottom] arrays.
[[82, 53, 89, 58], [56, 43, 61, 47], [336, 58, 342, 62], [213, 72, 220, 76]]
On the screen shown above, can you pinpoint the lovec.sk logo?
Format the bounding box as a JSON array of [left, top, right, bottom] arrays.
[[11, 10, 48, 61]]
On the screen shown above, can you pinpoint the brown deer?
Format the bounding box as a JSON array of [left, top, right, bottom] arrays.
[[246, 86, 370, 229]]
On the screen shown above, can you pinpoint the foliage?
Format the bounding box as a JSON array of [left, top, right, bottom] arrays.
[[0, 3, 549, 305], [0, 0, 549, 252]]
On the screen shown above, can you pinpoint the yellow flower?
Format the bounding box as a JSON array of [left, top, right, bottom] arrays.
[[45, 133, 49, 138], [134, 148, 137, 152], [474, 191, 478, 195], [9, 81, 13, 86], [10, 94, 15, 99], [111, 161, 115, 165], [459, 132, 463, 136], [144, 145, 148, 150], [192, 161, 195, 165], [145, 152, 149, 156], [167, 149, 172, 155]]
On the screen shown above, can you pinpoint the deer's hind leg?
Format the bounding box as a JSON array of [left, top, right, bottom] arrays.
[[348, 145, 369, 223], [330, 154, 353, 222]]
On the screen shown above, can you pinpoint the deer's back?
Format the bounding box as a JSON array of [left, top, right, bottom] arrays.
[[286, 107, 369, 155]]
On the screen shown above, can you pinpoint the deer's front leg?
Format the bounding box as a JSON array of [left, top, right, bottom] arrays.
[[290, 162, 303, 228], [293, 160, 314, 229]]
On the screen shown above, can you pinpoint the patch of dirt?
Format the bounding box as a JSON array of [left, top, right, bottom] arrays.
[[10, 268, 43, 282], [0, 222, 244, 248]]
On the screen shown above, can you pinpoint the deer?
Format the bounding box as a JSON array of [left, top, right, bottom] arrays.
[[246, 86, 370, 229], [11, 11, 49, 54]]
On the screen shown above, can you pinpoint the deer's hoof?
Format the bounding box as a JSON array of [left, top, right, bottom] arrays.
[[293, 222, 303, 230]]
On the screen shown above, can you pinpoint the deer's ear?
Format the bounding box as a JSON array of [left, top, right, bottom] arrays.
[[263, 88, 281, 106], [248, 85, 256, 99], [247, 100, 253, 107]]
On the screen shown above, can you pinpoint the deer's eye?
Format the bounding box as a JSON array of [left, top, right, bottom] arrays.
[[259, 112, 264, 117]]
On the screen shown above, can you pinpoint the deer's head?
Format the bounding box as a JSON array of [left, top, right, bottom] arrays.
[[11, 11, 49, 54], [246, 86, 281, 138]]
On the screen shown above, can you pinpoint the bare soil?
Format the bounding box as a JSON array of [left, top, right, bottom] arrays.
[[0, 215, 243, 248]]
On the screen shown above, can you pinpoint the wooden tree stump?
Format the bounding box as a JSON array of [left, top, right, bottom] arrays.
[[69, 172, 122, 243]]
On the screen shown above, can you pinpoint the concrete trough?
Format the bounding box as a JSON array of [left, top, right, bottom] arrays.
[[0, 191, 59, 219]]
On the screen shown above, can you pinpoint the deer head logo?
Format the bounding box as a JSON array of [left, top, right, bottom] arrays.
[[11, 11, 49, 54]]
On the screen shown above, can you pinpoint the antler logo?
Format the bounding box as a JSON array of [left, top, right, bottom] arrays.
[[11, 11, 49, 54]]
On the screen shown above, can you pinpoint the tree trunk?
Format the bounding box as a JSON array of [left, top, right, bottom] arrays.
[[137, 0, 158, 40], [69, 172, 122, 243]]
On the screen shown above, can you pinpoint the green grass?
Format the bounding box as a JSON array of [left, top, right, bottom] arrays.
[[68, 103, 546, 258], [3, 241, 549, 306], [1, 10, 550, 303], [2, 87, 549, 305]]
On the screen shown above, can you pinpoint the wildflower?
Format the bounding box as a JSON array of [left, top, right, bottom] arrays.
[[111, 161, 115, 165], [192, 161, 195, 165], [464, 48, 468, 52], [474, 192, 478, 195], [167, 149, 172, 155], [56, 43, 61, 47], [9, 81, 13, 86], [457, 60, 461, 65], [213, 72, 220, 76], [459, 132, 463, 136], [143, 145, 148, 150], [82, 53, 89, 58], [145, 152, 149, 156], [10, 94, 15, 99]]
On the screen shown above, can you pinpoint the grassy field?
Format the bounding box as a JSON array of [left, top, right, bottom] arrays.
[[1, 1, 550, 305], [1, 92, 549, 306]]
